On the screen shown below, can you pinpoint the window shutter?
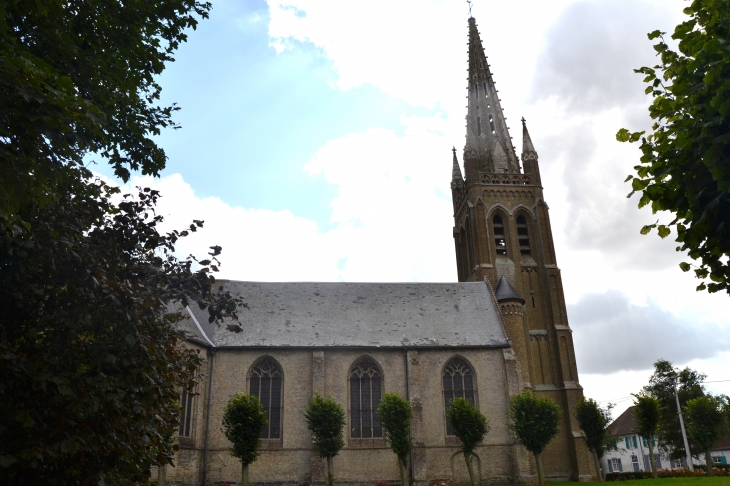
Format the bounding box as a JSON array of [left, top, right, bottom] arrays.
[[608, 460, 613, 473], [625, 437, 630, 449], [643, 455, 650, 470], [617, 459, 623, 472]]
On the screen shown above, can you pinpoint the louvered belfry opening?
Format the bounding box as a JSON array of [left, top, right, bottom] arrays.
[[443, 357, 476, 435], [179, 386, 194, 437], [516, 215, 531, 255], [493, 215, 507, 255], [349, 357, 383, 438], [249, 357, 283, 439]]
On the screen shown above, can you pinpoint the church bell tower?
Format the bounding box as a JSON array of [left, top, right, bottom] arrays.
[[451, 17, 596, 481]]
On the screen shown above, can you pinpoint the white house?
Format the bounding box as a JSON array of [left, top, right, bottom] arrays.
[[600, 406, 729, 476]]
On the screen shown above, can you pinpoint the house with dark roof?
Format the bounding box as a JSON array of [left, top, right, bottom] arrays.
[[600, 406, 729, 476]]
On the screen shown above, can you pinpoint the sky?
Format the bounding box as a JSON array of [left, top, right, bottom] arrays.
[[93, 0, 729, 418]]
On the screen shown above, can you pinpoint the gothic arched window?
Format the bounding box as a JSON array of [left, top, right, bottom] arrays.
[[489, 114, 496, 133], [493, 215, 507, 255], [483, 82, 488, 96], [443, 357, 477, 435], [349, 357, 383, 439], [249, 357, 283, 439], [516, 215, 531, 256], [474, 83, 479, 99], [477, 116, 482, 136]]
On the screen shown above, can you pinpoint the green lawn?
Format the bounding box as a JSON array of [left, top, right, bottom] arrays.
[[548, 478, 730, 486]]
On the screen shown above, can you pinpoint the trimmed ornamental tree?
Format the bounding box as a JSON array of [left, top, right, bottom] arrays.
[[575, 398, 613, 481], [376, 393, 413, 486], [222, 394, 268, 486], [302, 394, 346, 486], [447, 397, 490, 486], [632, 393, 662, 478], [617, 0, 730, 295], [685, 395, 729, 477], [508, 391, 561, 486]]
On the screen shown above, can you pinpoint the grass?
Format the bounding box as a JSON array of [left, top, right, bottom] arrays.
[[548, 479, 730, 486]]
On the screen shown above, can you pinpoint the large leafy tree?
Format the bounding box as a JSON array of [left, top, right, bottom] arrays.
[[632, 393, 662, 478], [222, 393, 268, 486], [0, 169, 242, 484], [643, 359, 706, 460], [376, 393, 413, 486], [617, 0, 730, 295], [575, 398, 613, 482], [685, 395, 728, 477], [508, 391, 561, 486], [446, 397, 489, 486], [302, 393, 346, 486], [0, 0, 211, 223]]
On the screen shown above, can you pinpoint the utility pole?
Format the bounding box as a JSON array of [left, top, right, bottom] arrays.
[[670, 375, 694, 471]]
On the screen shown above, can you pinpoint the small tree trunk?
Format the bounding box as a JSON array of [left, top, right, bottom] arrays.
[[590, 447, 603, 482], [398, 457, 409, 486], [705, 447, 714, 477], [534, 451, 546, 486], [464, 451, 478, 486], [242, 462, 249, 486], [158, 463, 167, 486], [648, 433, 657, 479], [327, 456, 334, 486]]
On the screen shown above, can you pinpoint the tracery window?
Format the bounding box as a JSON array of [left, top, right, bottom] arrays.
[[443, 357, 477, 435], [349, 357, 383, 438], [493, 215, 507, 255], [516, 215, 531, 255], [249, 357, 283, 439], [179, 386, 194, 437]]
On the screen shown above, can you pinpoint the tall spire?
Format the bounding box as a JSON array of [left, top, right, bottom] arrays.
[[463, 17, 520, 179], [521, 118, 541, 184]]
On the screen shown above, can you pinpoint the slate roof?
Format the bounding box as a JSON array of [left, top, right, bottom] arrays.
[[494, 276, 524, 302], [185, 281, 509, 349], [607, 406, 637, 437]]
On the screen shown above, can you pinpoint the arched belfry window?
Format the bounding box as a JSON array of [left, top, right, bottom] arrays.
[[249, 357, 283, 439], [516, 215, 531, 256], [443, 357, 477, 435], [493, 215, 507, 255], [349, 357, 383, 438]]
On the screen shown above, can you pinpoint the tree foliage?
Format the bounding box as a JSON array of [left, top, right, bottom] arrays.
[[221, 394, 267, 469], [447, 397, 489, 486], [575, 397, 613, 482], [617, 0, 730, 294], [685, 395, 728, 476], [632, 393, 662, 478], [447, 397, 489, 455], [0, 0, 212, 223], [302, 393, 345, 486], [508, 391, 561, 455], [376, 393, 413, 486], [575, 398, 613, 458], [0, 168, 242, 484], [643, 359, 706, 459], [508, 391, 561, 486]]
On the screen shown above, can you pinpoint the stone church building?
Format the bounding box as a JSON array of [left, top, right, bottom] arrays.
[[168, 16, 596, 486]]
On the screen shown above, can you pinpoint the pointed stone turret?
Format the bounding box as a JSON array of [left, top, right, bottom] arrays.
[[521, 118, 541, 185], [464, 17, 520, 180], [451, 146, 464, 184], [494, 276, 524, 303]]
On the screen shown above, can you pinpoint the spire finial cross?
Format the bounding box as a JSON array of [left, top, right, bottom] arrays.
[[521, 117, 526, 126], [466, 0, 472, 16], [452, 146, 456, 155]]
